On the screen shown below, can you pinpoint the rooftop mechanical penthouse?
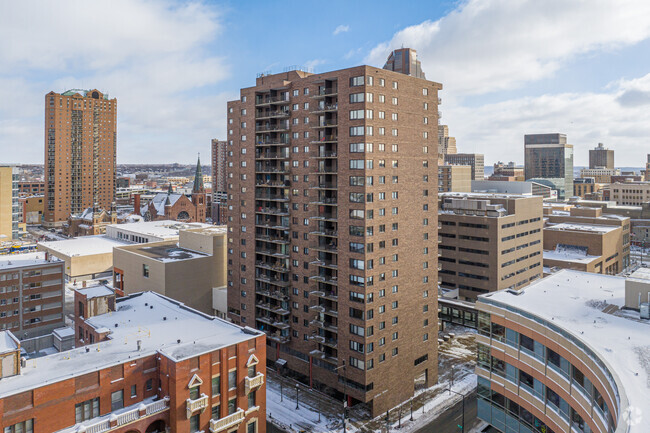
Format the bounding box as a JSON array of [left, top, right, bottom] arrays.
[[0, 290, 266, 433]]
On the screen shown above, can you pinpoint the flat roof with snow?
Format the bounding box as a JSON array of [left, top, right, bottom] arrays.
[[545, 222, 618, 233], [0, 331, 19, 354], [480, 270, 650, 433], [543, 249, 600, 264], [106, 220, 213, 241], [77, 284, 114, 299], [0, 252, 61, 270], [39, 235, 129, 257], [0, 291, 262, 399]]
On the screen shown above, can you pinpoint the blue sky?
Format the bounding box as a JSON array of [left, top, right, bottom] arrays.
[[1, 0, 650, 166]]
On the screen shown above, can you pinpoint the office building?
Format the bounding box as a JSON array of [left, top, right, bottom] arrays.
[[0, 166, 20, 240], [476, 270, 649, 433], [212, 139, 228, 225], [524, 133, 573, 199], [0, 252, 65, 338], [17, 181, 45, 196], [438, 193, 543, 301], [589, 142, 614, 169], [608, 181, 650, 206], [489, 161, 524, 181], [472, 180, 556, 199], [382, 47, 426, 78], [226, 49, 440, 415], [113, 226, 228, 316], [44, 89, 117, 227], [444, 153, 485, 180], [0, 290, 266, 433], [579, 167, 620, 184], [543, 205, 630, 271], [437, 125, 457, 157], [573, 177, 603, 198], [438, 165, 471, 193]]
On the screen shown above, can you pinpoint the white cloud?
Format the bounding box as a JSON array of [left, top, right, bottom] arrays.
[[304, 59, 326, 72], [333, 25, 350, 35], [0, 0, 229, 163], [365, 0, 650, 96], [444, 73, 650, 167]]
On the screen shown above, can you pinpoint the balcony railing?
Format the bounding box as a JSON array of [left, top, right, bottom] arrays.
[[245, 372, 265, 394], [186, 394, 209, 419], [210, 408, 246, 433], [68, 397, 170, 433]]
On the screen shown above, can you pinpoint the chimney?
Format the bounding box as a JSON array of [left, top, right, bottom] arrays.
[[133, 194, 141, 216], [137, 340, 142, 351], [82, 280, 87, 288]]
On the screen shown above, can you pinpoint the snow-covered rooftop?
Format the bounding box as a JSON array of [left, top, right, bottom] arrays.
[[439, 192, 530, 200], [545, 222, 618, 233], [627, 267, 650, 283], [137, 245, 208, 262], [543, 249, 600, 264], [481, 270, 650, 433], [0, 252, 61, 270], [39, 235, 129, 257], [77, 284, 114, 299], [106, 220, 213, 241], [0, 291, 262, 399], [0, 331, 19, 354]]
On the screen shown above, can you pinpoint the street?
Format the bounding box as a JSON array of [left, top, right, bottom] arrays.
[[414, 391, 478, 433]]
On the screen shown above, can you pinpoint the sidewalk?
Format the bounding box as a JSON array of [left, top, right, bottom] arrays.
[[266, 326, 477, 433]]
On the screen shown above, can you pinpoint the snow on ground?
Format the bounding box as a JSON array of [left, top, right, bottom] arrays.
[[267, 328, 478, 433]]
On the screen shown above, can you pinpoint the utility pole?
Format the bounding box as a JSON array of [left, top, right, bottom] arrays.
[[448, 388, 467, 432]]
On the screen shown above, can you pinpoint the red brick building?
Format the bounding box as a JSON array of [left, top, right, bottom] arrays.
[[0, 289, 266, 433]]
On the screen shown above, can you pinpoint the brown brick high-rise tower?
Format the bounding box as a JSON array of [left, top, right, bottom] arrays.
[[226, 48, 441, 415], [44, 89, 117, 227]]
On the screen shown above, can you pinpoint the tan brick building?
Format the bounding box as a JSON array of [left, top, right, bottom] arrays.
[[438, 193, 543, 301], [608, 181, 650, 206], [0, 166, 20, 240], [543, 206, 630, 273], [226, 48, 440, 415], [444, 153, 485, 180], [44, 89, 117, 227], [438, 164, 471, 193]]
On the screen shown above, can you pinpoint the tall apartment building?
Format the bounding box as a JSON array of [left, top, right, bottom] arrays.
[[44, 89, 117, 227], [0, 289, 266, 433], [438, 165, 471, 193], [212, 139, 228, 224], [438, 193, 543, 301], [226, 49, 441, 415], [444, 153, 485, 180], [437, 125, 457, 157], [17, 181, 45, 196], [589, 142, 614, 169], [524, 133, 573, 199], [0, 252, 65, 337], [0, 166, 20, 240]]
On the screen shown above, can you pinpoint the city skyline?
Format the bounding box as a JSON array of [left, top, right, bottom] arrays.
[[1, 0, 650, 166]]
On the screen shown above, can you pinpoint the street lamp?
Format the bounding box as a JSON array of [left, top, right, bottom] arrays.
[[448, 388, 469, 432], [295, 383, 300, 410], [335, 361, 347, 433]]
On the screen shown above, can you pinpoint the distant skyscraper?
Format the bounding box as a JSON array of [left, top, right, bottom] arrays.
[[438, 125, 457, 157], [589, 142, 614, 169], [44, 89, 117, 227], [211, 139, 227, 224], [524, 133, 573, 199], [383, 47, 426, 78]]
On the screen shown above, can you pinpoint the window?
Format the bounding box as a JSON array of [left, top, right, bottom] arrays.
[[392, 81, 398, 89], [146, 378, 153, 391], [350, 126, 365, 136], [212, 376, 221, 395], [247, 421, 257, 433], [228, 370, 237, 389], [350, 76, 364, 86], [111, 390, 124, 411], [350, 160, 364, 169], [4, 420, 33, 433], [189, 385, 200, 400], [142, 264, 149, 278], [350, 93, 364, 103], [392, 97, 398, 105], [212, 404, 221, 420], [75, 398, 99, 423], [350, 109, 365, 120], [228, 397, 237, 414], [190, 414, 200, 433], [248, 390, 256, 408], [131, 384, 137, 398]]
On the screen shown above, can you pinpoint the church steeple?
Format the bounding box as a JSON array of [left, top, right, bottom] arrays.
[[193, 154, 204, 193]]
